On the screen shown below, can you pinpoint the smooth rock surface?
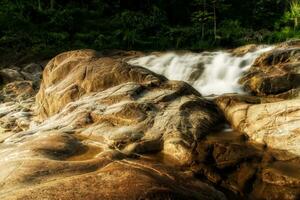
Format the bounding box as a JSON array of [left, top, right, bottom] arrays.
[[216, 95, 300, 157], [0, 50, 226, 199]]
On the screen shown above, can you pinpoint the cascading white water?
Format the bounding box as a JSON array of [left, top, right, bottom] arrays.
[[128, 46, 273, 96]]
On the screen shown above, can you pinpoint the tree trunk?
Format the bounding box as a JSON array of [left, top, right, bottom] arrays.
[[50, 0, 55, 10], [201, 0, 206, 40], [295, 17, 298, 30], [213, 1, 217, 40], [38, 0, 42, 11]]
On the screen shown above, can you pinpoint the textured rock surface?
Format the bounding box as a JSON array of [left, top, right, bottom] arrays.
[[34, 49, 221, 164], [216, 95, 300, 157], [1, 46, 300, 200], [0, 50, 226, 199], [231, 44, 260, 56], [240, 41, 300, 95], [212, 41, 300, 199], [36, 49, 163, 119], [193, 128, 300, 199]]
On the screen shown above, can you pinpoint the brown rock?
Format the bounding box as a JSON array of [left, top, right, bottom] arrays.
[[0, 157, 226, 200], [0, 50, 226, 199], [36, 49, 165, 119], [0, 68, 24, 84], [2, 81, 35, 101], [216, 95, 300, 157], [262, 161, 300, 187], [231, 44, 259, 57], [239, 40, 300, 96]]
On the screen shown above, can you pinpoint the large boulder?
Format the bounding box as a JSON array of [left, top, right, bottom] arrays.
[[216, 95, 300, 157], [36, 49, 164, 119], [239, 40, 300, 96], [34, 49, 221, 164], [0, 50, 226, 199], [211, 94, 300, 199]]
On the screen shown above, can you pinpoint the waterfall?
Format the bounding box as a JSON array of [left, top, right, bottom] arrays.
[[127, 46, 273, 96]]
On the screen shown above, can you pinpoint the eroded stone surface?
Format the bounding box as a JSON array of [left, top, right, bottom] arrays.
[[216, 95, 300, 157], [193, 128, 300, 199], [0, 50, 226, 199], [239, 40, 300, 96], [1, 46, 300, 200]]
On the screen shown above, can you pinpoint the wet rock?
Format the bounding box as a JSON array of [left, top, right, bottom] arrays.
[[239, 40, 300, 96], [231, 44, 260, 57]]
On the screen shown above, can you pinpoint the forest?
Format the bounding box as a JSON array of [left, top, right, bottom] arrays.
[[0, 0, 300, 61]]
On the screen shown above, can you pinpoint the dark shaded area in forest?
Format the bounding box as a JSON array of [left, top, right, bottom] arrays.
[[0, 0, 299, 63]]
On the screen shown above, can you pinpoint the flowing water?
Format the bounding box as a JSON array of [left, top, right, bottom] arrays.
[[128, 46, 273, 96]]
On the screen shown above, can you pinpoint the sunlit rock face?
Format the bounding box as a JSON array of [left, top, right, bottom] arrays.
[[215, 41, 300, 157], [0, 50, 226, 199], [216, 95, 300, 157], [0, 63, 42, 137], [1, 42, 300, 200], [36, 49, 164, 119], [240, 40, 300, 96], [35, 49, 221, 164]]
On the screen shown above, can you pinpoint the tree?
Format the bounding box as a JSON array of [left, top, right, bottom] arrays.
[[290, 0, 300, 29], [192, 0, 214, 40]]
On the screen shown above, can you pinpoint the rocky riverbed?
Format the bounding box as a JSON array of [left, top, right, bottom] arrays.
[[0, 41, 299, 199]]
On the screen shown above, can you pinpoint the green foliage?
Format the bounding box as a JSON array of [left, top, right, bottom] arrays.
[[0, 0, 298, 62], [218, 20, 249, 45]]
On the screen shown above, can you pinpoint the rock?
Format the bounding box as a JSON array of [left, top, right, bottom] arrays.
[[0, 68, 24, 84], [239, 41, 300, 95], [23, 63, 43, 74], [193, 126, 300, 199], [231, 44, 260, 57], [36, 49, 165, 119], [251, 181, 300, 200], [216, 95, 300, 157], [1, 81, 35, 101], [0, 64, 42, 88], [0, 99, 34, 132], [212, 142, 259, 169], [0, 50, 226, 199], [0, 81, 36, 133], [0, 157, 226, 200], [262, 161, 300, 187], [277, 39, 300, 48], [33, 49, 221, 165]]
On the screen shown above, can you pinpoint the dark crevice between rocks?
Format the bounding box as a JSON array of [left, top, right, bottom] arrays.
[[190, 122, 300, 200]]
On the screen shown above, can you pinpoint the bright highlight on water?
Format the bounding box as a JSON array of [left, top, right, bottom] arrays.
[[128, 46, 273, 96]]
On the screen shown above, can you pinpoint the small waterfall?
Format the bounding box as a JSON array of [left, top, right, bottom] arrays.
[[128, 46, 273, 96]]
